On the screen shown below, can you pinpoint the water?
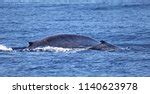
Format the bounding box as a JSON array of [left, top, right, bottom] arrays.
[[0, 3, 150, 76], [2, 0, 150, 5]]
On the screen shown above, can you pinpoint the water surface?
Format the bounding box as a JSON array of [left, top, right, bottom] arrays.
[[0, 3, 150, 76]]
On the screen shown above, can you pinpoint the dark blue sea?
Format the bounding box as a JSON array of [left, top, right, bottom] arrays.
[[0, 3, 150, 76]]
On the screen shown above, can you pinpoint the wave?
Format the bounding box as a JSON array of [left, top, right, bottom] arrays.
[[0, 44, 87, 53], [0, 44, 12, 51], [0, 44, 128, 53]]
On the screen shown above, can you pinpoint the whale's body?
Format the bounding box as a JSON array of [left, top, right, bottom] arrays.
[[28, 34, 98, 49], [12, 34, 119, 51], [27, 34, 118, 51]]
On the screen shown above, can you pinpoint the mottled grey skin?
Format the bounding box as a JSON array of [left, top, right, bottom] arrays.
[[27, 34, 119, 51]]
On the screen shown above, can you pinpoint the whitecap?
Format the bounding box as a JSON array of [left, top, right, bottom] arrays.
[[0, 44, 12, 51], [25, 46, 87, 53]]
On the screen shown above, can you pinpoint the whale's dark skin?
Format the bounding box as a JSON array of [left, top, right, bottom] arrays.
[[12, 34, 119, 51]]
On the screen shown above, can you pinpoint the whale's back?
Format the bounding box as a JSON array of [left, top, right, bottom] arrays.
[[43, 34, 98, 48], [29, 34, 99, 48]]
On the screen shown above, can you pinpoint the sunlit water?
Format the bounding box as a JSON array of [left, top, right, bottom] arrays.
[[0, 3, 150, 76]]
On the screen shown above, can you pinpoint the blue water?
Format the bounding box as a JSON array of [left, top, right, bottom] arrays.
[[0, 3, 150, 76]]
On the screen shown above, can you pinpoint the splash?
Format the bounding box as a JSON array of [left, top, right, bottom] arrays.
[[0, 45, 87, 53], [25, 46, 87, 53], [0, 44, 12, 51]]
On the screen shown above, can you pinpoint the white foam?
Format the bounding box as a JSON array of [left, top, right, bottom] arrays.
[[28, 46, 87, 53], [0, 44, 12, 51], [0, 45, 87, 52]]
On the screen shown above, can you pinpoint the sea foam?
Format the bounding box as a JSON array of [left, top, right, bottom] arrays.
[[25, 46, 87, 53], [0, 44, 12, 51]]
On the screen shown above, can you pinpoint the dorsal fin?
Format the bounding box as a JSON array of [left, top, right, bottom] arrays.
[[28, 42, 33, 46], [100, 40, 106, 44]]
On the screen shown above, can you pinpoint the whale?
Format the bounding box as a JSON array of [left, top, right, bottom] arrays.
[[12, 34, 119, 51]]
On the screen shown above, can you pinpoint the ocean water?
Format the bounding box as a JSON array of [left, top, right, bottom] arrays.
[[0, 3, 150, 76]]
